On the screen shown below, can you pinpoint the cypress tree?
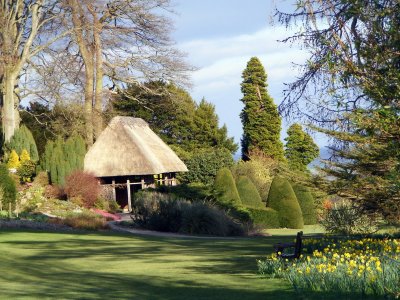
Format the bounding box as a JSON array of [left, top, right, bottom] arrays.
[[214, 168, 241, 207], [285, 123, 319, 171], [236, 176, 264, 209], [240, 57, 284, 160], [267, 176, 304, 229], [7, 150, 20, 169], [20, 149, 30, 163], [3, 125, 39, 161]]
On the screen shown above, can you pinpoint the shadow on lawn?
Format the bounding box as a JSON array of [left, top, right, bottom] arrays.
[[0, 230, 388, 300]]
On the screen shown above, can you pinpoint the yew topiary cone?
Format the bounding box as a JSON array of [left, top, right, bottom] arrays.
[[267, 176, 304, 229]]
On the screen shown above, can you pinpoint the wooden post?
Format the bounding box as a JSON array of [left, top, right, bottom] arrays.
[[164, 174, 169, 186], [127, 179, 132, 212], [141, 178, 145, 189], [112, 179, 116, 202]]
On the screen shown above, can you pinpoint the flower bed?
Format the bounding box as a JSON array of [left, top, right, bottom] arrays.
[[258, 236, 400, 298]]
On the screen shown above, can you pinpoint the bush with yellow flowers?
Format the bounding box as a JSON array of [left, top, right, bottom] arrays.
[[258, 236, 400, 298]]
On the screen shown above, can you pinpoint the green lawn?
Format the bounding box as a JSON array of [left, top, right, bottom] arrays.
[[0, 229, 292, 299], [0, 229, 374, 299]]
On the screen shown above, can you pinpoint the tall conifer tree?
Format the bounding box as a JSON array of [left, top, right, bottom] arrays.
[[240, 57, 284, 160], [285, 123, 319, 171]]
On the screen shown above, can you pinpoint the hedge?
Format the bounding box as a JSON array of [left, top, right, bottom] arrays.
[[292, 183, 317, 225], [247, 207, 279, 228]]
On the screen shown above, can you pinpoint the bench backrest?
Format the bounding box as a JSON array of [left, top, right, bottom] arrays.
[[294, 231, 303, 257]]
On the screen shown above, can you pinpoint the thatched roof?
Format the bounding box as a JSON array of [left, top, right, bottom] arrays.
[[84, 116, 188, 177]]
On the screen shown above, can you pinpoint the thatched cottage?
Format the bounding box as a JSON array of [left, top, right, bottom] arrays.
[[84, 116, 188, 210]]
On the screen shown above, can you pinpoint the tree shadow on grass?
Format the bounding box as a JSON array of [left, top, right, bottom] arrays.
[[0, 230, 390, 300]]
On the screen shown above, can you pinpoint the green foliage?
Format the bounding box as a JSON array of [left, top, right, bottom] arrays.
[[156, 183, 212, 202], [40, 135, 86, 185], [292, 184, 317, 225], [236, 176, 264, 209], [17, 160, 36, 183], [113, 81, 237, 154], [7, 149, 20, 169], [3, 125, 39, 161], [52, 212, 107, 230], [321, 201, 378, 235], [131, 191, 245, 236], [32, 171, 49, 187], [284, 124, 319, 171], [0, 164, 17, 208], [179, 148, 234, 185], [247, 207, 279, 228], [240, 57, 284, 161], [267, 176, 304, 229], [214, 168, 241, 207]]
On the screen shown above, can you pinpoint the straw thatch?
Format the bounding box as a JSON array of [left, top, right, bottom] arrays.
[[84, 116, 188, 177]]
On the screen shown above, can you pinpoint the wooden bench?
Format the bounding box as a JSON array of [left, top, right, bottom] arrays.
[[273, 231, 303, 259]]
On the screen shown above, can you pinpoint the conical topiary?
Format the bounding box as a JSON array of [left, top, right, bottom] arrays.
[[292, 183, 317, 225], [20, 149, 31, 163], [214, 167, 241, 207], [267, 176, 304, 229], [236, 176, 264, 209], [7, 150, 20, 169]]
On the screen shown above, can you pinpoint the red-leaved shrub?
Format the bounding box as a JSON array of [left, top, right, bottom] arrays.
[[64, 171, 100, 208]]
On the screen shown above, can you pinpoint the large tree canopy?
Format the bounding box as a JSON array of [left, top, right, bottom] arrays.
[[276, 0, 400, 222]]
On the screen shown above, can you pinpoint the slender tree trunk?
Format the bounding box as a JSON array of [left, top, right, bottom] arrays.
[[84, 63, 94, 147], [93, 15, 103, 140]]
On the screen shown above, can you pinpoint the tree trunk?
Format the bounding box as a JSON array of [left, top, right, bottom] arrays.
[[1, 70, 18, 142], [93, 16, 103, 140], [84, 63, 94, 147]]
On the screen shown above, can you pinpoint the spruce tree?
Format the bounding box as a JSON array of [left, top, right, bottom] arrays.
[[285, 124, 319, 171], [7, 150, 20, 169], [240, 57, 284, 161], [20, 149, 30, 163]]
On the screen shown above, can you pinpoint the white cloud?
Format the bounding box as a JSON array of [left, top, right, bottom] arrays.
[[177, 25, 312, 148]]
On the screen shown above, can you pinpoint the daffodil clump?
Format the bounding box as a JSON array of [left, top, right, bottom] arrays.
[[258, 237, 400, 297]]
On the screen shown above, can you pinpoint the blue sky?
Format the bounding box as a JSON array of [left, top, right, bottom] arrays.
[[170, 0, 326, 157]]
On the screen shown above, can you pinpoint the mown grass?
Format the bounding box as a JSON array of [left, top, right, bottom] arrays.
[[0, 229, 378, 299]]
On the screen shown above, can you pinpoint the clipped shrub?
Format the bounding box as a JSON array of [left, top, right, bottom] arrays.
[[236, 176, 264, 208], [292, 183, 317, 225], [214, 168, 241, 207], [0, 164, 17, 209], [179, 148, 234, 185], [7, 150, 20, 169], [51, 212, 107, 230], [157, 182, 212, 202], [267, 176, 304, 229], [64, 171, 100, 208], [17, 160, 36, 183], [247, 207, 279, 228], [180, 202, 245, 236]]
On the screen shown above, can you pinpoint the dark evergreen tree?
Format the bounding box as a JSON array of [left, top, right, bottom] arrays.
[[285, 123, 319, 171], [112, 81, 237, 154], [240, 57, 284, 161], [2, 125, 39, 161], [41, 135, 86, 185]]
